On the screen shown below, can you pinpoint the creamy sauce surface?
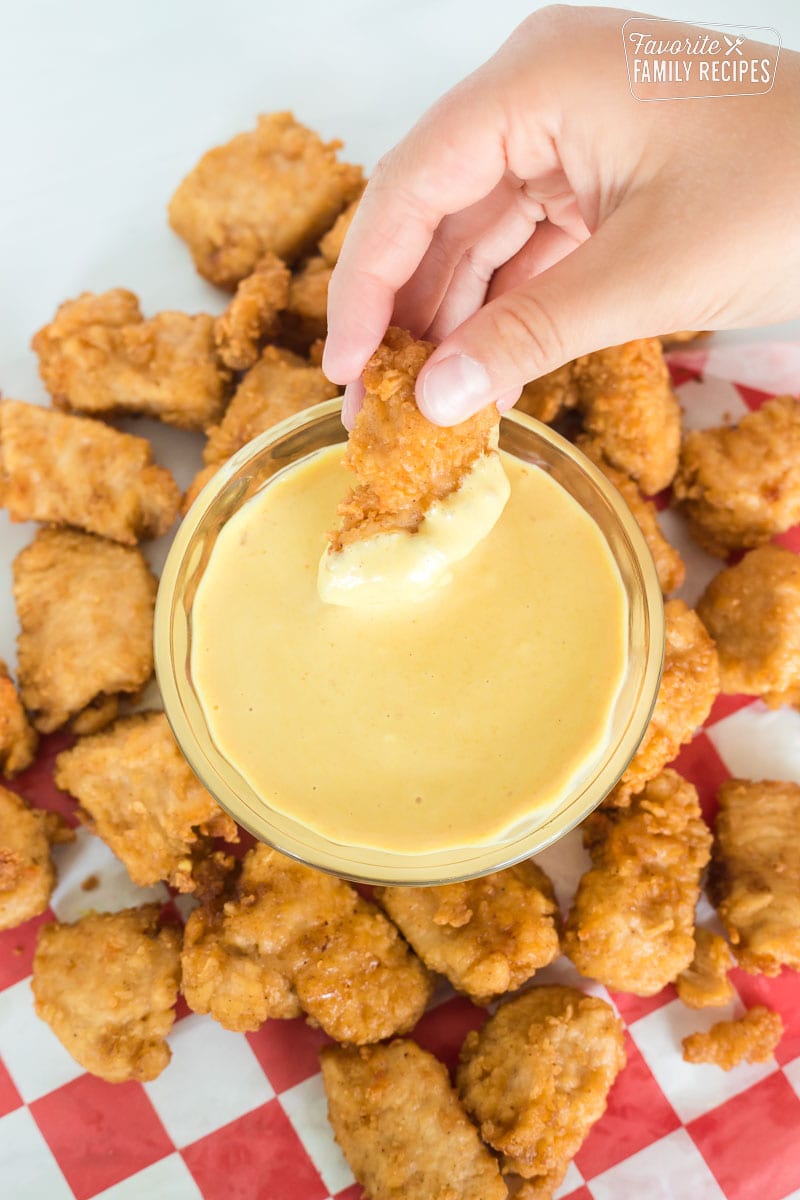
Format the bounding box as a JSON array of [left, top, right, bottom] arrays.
[[191, 445, 628, 854]]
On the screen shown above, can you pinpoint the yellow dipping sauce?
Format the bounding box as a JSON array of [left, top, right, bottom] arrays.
[[190, 445, 628, 854]]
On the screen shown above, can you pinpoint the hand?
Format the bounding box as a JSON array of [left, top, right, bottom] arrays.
[[322, 6, 800, 427]]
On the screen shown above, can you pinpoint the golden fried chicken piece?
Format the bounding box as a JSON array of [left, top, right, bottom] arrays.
[[13, 528, 157, 733], [181, 844, 432, 1041], [280, 256, 331, 353], [0, 399, 180, 544], [376, 862, 560, 1006], [676, 928, 734, 1009], [32, 906, 181, 1082], [0, 658, 38, 776], [321, 1040, 506, 1200], [563, 769, 711, 994], [609, 600, 719, 804], [697, 545, 800, 707], [579, 437, 685, 593], [213, 252, 290, 370], [682, 1006, 784, 1069], [54, 712, 237, 893], [708, 779, 800, 975], [0, 787, 73, 929], [458, 986, 625, 1191], [168, 112, 363, 288], [332, 327, 499, 550], [574, 339, 681, 494], [516, 363, 580, 424], [32, 289, 229, 430], [318, 190, 363, 267], [673, 396, 800, 556]]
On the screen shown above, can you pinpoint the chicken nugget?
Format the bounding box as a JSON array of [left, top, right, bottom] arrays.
[[682, 1006, 784, 1069], [609, 600, 719, 804], [579, 437, 685, 593], [457, 986, 625, 1190], [181, 844, 432, 1041], [697, 544, 800, 707], [0, 399, 180, 544], [0, 787, 73, 929], [331, 327, 499, 550], [54, 712, 237, 893], [376, 862, 560, 1006], [318, 189, 363, 267], [708, 779, 800, 975], [32, 905, 181, 1082], [673, 396, 800, 556], [13, 528, 157, 733], [574, 339, 681, 494], [33, 288, 229, 430], [0, 658, 38, 776], [168, 112, 363, 288], [321, 1039, 506, 1200], [676, 927, 734, 1009], [280, 255, 331, 353], [516, 363, 580, 424], [563, 769, 711, 994], [213, 252, 290, 370]]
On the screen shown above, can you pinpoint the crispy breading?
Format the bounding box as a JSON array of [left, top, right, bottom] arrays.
[[676, 928, 734, 1009], [321, 1039, 507, 1200], [673, 396, 800, 556], [579, 437, 685, 593], [660, 330, 707, 345], [682, 1006, 784, 1069], [318, 190, 363, 267], [0, 658, 38, 776], [376, 862, 560, 1006], [516, 363, 580, 424], [697, 545, 800, 707], [0, 787, 72, 929], [574, 339, 681, 494], [213, 252, 290, 370], [457, 986, 625, 1189], [32, 289, 229, 430], [609, 600, 719, 804], [708, 779, 800, 975], [54, 712, 237, 894], [280, 255, 331, 353], [13, 528, 157, 733], [168, 112, 363, 287], [181, 844, 432, 1041], [332, 327, 499, 550], [32, 906, 181, 1082], [563, 769, 711, 994], [0, 399, 180, 544]]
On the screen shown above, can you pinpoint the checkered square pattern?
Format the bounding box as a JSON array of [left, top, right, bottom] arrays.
[[2, 349, 799, 1199]]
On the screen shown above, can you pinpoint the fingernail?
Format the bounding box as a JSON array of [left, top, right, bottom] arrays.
[[418, 355, 492, 425], [341, 380, 364, 431]]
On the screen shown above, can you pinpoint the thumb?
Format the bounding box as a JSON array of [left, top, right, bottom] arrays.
[[415, 197, 688, 425]]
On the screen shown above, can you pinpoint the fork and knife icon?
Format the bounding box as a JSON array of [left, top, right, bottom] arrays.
[[723, 35, 746, 56]]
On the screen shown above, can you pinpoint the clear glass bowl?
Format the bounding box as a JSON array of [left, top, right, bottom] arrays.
[[155, 399, 664, 885]]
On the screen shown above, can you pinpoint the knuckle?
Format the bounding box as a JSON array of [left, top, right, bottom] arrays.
[[488, 292, 566, 379]]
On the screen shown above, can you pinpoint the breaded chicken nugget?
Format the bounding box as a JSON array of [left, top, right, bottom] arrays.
[[376, 862, 560, 1006], [32, 906, 181, 1082], [13, 528, 157, 733], [673, 396, 800, 556], [0, 399, 180, 544], [181, 844, 432, 1042], [697, 545, 800, 707], [516, 363, 580, 424], [708, 779, 800, 975], [54, 712, 237, 893], [0, 787, 73, 929], [318, 190, 363, 267], [321, 1039, 507, 1200], [280, 256, 331, 353], [168, 112, 363, 288], [563, 769, 711, 994], [32, 289, 229, 430], [609, 600, 719, 804], [579, 437, 685, 593], [458, 986, 625, 1191], [331, 327, 499, 550], [0, 658, 38, 776], [676, 928, 734, 1009], [682, 1006, 784, 1069], [213, 252, 290, 370]]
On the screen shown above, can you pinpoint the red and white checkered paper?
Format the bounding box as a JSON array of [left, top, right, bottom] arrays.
[[2, 344, 800, 1200]]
